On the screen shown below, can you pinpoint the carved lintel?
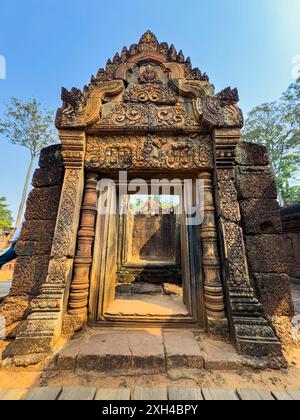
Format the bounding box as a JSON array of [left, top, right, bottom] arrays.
[[85, 135, 213, 170]]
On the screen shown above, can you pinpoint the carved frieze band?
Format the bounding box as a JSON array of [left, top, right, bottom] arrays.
[[86, 135, 213, 170]]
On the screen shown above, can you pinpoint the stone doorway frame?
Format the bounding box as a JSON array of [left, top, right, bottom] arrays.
[[88, 172, 206, 328]]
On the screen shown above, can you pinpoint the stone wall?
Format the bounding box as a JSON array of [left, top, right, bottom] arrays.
[[281, 204, 300, 284], [0, 145, 64, 327], [236, 142, 294, 347]]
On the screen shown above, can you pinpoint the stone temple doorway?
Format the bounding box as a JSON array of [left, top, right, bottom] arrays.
[[89, 176, 206, 328], [4, 33, 285, 364]]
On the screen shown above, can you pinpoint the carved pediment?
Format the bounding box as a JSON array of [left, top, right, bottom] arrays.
[[56, 32, 243, 131]]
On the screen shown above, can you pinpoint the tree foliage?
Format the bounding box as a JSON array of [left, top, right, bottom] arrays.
[[243, 79, 300, 204], [0, 97, 58, 158], [0, 98, 58, 226], [0, 197, 13, 228]]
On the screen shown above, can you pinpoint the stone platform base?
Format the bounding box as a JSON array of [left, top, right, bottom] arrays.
[[43, 328, 285, 378]]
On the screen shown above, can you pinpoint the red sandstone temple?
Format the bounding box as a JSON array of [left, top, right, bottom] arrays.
[[0, 32, 295, 367]]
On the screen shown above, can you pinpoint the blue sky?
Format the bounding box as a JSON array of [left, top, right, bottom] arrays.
[[0, 0, 300, 221]]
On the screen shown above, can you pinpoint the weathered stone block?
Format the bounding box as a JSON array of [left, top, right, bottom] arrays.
[[15, 239, 53, 257], [236, 142, 269, 166], [240, 199, 282, 235], [32, 167, 64, 188], [15, 241, 38, 257], [39, 144, 63, 169], [164, 331, 204, 370], [10, 256, 50, 297], [237, 172, 277, 200], [16, 224, 54, 257], [245, 235, 286, 274], [253, 273, 294, 317], [25, 187, 61, 221], [19, 220, 56, 242], [77, 332, 132, 372], [0, 296, 30, 326]]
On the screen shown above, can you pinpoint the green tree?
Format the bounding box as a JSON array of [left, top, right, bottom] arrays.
[[243, 79, 300, 204], [0, 197, 13, 228], [0, 98, 58, 227], [284, 186, 300, 205]]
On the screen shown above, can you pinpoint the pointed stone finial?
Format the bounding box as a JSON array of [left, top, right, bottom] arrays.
[[121, 47, 128, 63], [129, 44, 139, 56], [113, 53, 120, 64], [168, 44, 177, 61], [139, 30, 159, 52], [177, 50, 185, 63], [96, 68, 106, 81]]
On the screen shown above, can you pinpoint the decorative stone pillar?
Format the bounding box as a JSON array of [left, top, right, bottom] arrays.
[[6, 130, 86, 363], [66, 172, 99, 324], [213, 128, 282, 357], [199, 171, 229, 339]]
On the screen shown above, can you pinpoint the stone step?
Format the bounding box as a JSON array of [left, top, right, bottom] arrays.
[[51, 328, 280, 376], [55, 329, 204, 375]]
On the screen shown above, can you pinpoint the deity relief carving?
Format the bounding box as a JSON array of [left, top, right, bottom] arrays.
[[85, 135, 213, 170]]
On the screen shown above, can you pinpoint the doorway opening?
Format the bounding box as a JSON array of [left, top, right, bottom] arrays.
[[108, 193, 187, 319], [90, 176, 205, 327]]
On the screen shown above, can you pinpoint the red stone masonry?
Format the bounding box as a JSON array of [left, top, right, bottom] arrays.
[[236, 142, 295, 346], [0, 145, 64, 326]]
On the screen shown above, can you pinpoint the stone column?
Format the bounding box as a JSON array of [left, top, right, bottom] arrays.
[[199, 171, 229, 339], [213, 128, 282, 357], [65, 172, 99, 330], [7, 130, 86, 364]]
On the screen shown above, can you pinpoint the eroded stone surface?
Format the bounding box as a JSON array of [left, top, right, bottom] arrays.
[[164, 331, 203, 370], [25, 187, 62, 221], [240, 199, 282, 235], [236, 143, 269, 167], [253, 273, 294, 317], [245, 235, 286, 274], [201, 338, 245, 370], [237, 171, 278, 200]]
